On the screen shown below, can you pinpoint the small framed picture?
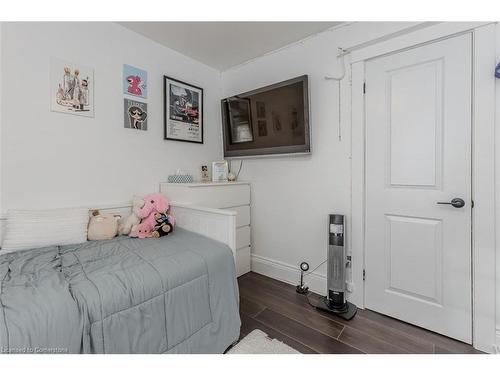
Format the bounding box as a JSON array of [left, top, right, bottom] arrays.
[[212, 161, 229, 182], [124, 98, 148, 131], [201, 165, 210, 182], [123, 64, 147, 99]]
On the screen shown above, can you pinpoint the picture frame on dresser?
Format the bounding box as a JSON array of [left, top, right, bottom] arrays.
[[163, 76, 204, 144], [212, 161, 229, 182]]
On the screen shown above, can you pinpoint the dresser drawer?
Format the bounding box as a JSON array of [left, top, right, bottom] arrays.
[[235, 246, 251, 277], [236, 226, 251, 250], [230, 205, 250, 227], [161, 183, 250, 208]]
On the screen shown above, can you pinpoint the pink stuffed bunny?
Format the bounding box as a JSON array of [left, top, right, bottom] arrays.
[[137, 193, 175, 229]]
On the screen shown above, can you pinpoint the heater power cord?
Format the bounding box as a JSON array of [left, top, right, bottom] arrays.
[[298, 259, 327, 309], [304, 292, 318, 309]]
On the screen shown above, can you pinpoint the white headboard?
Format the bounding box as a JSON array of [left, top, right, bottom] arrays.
[[0, 201, 237, 253]]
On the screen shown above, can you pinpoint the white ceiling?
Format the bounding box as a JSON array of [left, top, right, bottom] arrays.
[[119, 22, 343, 71]]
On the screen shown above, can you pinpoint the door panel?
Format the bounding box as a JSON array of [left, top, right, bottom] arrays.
[[387, 59, 443, 188], [365, 33, 472, 343], [385, 215, 443, 305]]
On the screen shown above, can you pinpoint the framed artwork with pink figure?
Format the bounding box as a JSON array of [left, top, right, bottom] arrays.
[[123, 64, 147, 99]]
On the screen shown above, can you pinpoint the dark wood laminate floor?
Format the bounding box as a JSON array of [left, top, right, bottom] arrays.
[[237, 272, 483, 354]]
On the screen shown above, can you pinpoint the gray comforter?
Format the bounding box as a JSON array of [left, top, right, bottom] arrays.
[[0, 228, 241, 354]]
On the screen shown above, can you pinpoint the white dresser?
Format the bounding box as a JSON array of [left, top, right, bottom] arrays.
[[160, 181, 251, 277]]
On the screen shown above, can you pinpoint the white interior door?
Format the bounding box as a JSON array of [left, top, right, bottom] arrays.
[[364, 33, 472, 343]]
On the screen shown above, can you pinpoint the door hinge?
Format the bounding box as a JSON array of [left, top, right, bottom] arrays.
[[363, 82, 366, 94], [471, 200, 474, 208], [363, 269, 366, 281]]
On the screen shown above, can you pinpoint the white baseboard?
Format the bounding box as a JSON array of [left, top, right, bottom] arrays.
[[250, 254, 327, 295]]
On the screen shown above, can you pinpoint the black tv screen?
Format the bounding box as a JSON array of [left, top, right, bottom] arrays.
[[221, 75, 310, 158]]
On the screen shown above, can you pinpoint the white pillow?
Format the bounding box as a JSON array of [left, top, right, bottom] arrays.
[[1, 208, 89, 253]]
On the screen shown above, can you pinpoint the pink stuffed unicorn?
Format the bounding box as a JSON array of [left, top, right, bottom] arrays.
[[133, 193, 175, 238]]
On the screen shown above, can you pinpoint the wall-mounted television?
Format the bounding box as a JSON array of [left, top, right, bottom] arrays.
[[221, 75, 310, 158]]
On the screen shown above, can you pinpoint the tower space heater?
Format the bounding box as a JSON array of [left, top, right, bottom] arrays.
[[316, 214, 357, 320]]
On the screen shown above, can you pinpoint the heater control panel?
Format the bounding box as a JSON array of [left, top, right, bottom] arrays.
[[329, 223, 343, 235]]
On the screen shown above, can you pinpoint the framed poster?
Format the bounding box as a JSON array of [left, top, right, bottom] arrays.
[[164, 76, 203, 143], [50, 58, 94, 117], [123, 64, 147, 99]]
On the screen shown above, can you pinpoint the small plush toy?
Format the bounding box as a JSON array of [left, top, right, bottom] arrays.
[[135, 222, 153, 239], [88, 210, 121, 240], [119, 196, 145, 235], [151, 212, 174, 238]]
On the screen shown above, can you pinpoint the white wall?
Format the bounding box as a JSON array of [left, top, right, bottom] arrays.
[[0, 22, 222, 211], [221, 22, 425, 292]]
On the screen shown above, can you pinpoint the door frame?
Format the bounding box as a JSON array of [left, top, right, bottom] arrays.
[[350, 22, 496, 353]]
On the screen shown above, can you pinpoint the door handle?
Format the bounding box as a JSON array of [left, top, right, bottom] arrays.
[[436, 198, 465, 208]]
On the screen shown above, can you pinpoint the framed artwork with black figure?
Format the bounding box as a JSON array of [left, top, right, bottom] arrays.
[[164, 76, 204, 144]]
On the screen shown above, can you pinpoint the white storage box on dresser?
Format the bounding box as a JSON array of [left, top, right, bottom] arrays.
[[160, 181, 251, 277]]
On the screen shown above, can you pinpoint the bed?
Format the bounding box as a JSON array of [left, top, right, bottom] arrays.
[[0, 204, 241, 354]]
